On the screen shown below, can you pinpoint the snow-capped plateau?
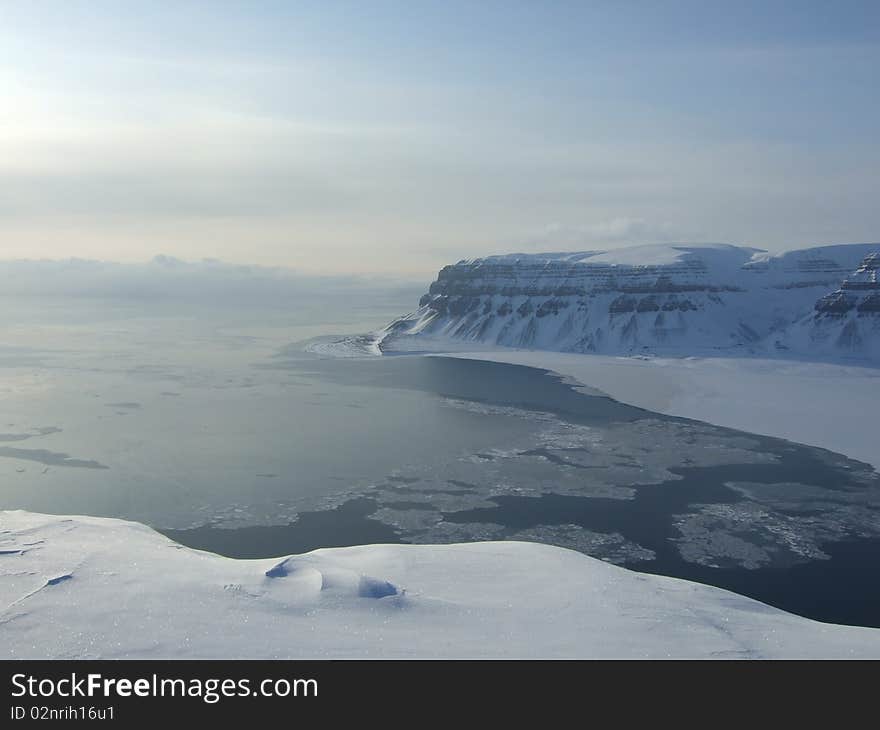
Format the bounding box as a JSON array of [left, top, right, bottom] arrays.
[[3, 510, 880, 659], [380, 243, 880, 362]]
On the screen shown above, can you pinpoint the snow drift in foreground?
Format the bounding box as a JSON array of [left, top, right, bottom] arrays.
[[380, 243, 880, 362], [3, 511, 880, 659]]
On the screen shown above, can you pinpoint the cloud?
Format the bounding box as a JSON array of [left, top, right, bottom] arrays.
[[0, 256, 420, 309], [0, 5, 877, 274], [514, 218, 705, 251]]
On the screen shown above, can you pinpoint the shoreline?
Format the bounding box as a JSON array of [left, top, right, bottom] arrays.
[[403, 345, 880, 472]]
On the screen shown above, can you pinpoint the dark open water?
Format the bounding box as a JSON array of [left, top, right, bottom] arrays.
[[166, 355, 880, 628]]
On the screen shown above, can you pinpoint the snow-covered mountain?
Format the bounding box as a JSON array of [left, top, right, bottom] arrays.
[[380, 243, 880, 362], [781, 252, 880, 360]]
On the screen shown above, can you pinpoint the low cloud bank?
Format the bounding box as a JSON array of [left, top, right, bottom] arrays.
[[0, 255, 421, 309]]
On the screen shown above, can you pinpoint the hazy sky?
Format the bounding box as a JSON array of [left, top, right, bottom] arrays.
[[1, 1, 878, 276]]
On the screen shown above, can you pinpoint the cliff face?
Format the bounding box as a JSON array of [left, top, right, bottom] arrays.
[[782, 252, 880, 359], [380, 243, 880, 361]]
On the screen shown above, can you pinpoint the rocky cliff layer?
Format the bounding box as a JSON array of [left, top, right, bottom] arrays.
[[380, 243, 880, 361], [782, 252, 880, 359]]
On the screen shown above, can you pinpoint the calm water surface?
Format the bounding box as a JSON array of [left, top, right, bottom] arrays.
[[2, 302, 879, 627]]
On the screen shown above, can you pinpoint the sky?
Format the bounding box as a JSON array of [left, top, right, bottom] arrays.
[[0, 1, 878, 277]]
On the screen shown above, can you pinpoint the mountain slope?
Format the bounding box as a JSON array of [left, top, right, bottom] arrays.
[[780, 252, 880, 360], [380, 243, 880, 362]]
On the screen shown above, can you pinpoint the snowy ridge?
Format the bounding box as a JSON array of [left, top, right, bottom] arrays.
[[782, 252, 880, 360], [380, 243, 880, 361], [3, 510, 880, 658]]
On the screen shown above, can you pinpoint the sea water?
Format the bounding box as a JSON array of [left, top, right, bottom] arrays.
[[2, 296, 879, 626]]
